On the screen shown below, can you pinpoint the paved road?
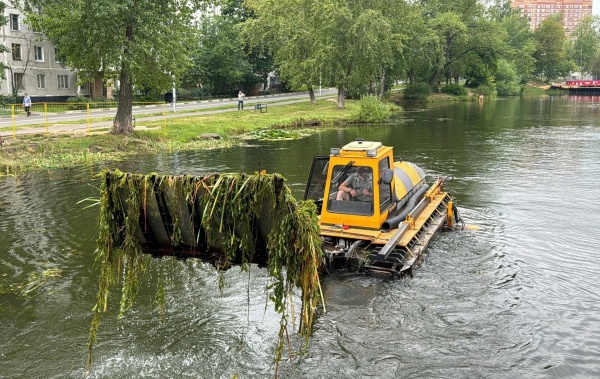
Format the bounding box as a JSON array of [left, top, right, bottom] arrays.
[[1, 89, 337, 137]]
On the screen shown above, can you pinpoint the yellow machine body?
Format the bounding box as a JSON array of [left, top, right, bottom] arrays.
[[303, 139, 456, 275], [318, 140, 428, 232]]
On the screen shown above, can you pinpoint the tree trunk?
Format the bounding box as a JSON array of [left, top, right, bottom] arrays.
[[428, 56, 442, 88], [337, 86, 345, 109], [112, 67, 134, 135], [407, 69, 414, 85], [380, 67, 386, 98], [308, 85, 316, 105], [428, 69, 441, 89], [112, 23, 134, 135]]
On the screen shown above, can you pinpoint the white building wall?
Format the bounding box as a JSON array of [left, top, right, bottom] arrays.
[[1, 5, 81, 100]]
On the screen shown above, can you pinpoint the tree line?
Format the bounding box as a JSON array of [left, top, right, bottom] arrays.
[[8, 0, 600, 134]]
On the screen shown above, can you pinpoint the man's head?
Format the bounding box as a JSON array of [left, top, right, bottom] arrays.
[[356, 167, 368, 178]]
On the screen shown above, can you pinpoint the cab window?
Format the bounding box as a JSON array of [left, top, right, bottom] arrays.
[[326, 166, 373, 216]]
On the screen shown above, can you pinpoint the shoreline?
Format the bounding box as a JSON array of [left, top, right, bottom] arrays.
[[0, 84, 559, 175], [0, 99, 361, 175]]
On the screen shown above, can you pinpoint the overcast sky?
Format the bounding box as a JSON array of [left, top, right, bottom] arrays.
[[595, 0, 599, 15]]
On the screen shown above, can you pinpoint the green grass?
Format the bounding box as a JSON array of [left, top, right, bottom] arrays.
[[0, 97, 311, 133], [0, 99, 362, 174]]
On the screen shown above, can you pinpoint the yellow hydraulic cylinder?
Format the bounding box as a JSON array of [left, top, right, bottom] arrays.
[[447, 201, 454, 227]]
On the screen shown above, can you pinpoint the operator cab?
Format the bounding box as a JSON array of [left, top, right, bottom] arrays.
[[304, 139, 396, 229]]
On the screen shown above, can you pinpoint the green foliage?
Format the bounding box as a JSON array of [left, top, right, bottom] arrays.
[[410, 1, 507, 87], [440, 84, 468, 96], [491, 5, 537, 84], [25, 0, 199, 134], [496, 82, 521, 97], [244, 0, 405, 108], [475, 84, 497, 98], [0, 2, 7, 77], [495, 60, 522, 96], [88, 170, 324, 370], [66, 95, 92, 110], [403, 83, 431, 101], [568, 16, 600, 76], [350, 95, 392, 123], [534, 15, 571, 82], [184, 16, 248, 96], [592, 54, 600, 77], [133, 87, 164, 102], [0, 94, 19, 105], [177, 87, 213, 101], [246, 129, 300, 140]]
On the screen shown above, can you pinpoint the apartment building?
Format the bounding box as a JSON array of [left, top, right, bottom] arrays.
[[511, 0, 593, 32], [1, 5, 82, 101]]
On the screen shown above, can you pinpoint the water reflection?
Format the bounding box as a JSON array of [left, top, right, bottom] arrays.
[[1, 95, 599, 378]]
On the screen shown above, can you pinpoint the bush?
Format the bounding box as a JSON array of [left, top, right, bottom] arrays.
[[66, 95, 91, 103], [351, 95, 391, 123], [0, 94, 19, 105], [496, 82, 521, 96], [177, 87, 213, 101], [494, 60, 522, 97], [66, 95, 92, 110], [475, 84, 497, 98], [441, 84, 468, 96], [403, 83, 431, 101]]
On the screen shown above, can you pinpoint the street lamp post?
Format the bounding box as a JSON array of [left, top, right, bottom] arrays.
[[172, 82, 177, 113]]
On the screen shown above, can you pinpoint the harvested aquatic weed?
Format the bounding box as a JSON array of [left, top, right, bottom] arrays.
[[88, 169, 324, 372]]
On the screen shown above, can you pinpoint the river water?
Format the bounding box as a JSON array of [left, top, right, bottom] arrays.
[[1, 95, 599, 378]]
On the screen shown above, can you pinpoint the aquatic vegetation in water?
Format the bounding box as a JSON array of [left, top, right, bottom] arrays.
[[246, 128, 301, 140], [88, 169, 324, 371], [0, 268, 63, 296]]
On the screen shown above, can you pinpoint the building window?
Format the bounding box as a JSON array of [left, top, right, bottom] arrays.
[[55, 48, 63, 63], [37, 74, 46, 89], [13, 73, 24, 90], [35, 46, 44, 61], [58, 75, 69, 89], [10, 14, 19, 31], [12, 44, 22, 60]]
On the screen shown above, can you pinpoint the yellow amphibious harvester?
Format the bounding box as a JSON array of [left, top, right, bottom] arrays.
[[304, 139, 462, 276], [100, 139, 461, 277]]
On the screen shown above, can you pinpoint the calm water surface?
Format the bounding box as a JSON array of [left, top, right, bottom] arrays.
[[1, 96, 599, 378]]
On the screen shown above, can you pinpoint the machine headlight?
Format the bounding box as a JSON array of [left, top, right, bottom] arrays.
[[366, 149, 377, 157], [330, 148, 340, 156]]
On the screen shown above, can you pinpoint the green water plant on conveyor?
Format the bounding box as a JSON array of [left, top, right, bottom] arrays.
[[87, 169, 324, 373]]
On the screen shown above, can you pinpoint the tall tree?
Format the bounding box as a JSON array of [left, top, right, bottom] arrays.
[[533, 14, 573, 82], [498, 13, 536, 84], [402, 5, 441, 84], [243, 0, 321, 103], [184, 16, 249, 96], [220, 0, 274, 94], [244, 0, 405, 108], [417, 0, 507, 88], [568, 16, 600, 77], [24, 0, 200, 134]]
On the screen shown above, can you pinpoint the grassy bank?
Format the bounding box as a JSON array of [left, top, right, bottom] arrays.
[[0, 99, 361, 174]]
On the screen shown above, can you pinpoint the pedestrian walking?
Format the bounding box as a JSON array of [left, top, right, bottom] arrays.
[[238, 91, 245, 110], [23, 93, 32, 116]]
